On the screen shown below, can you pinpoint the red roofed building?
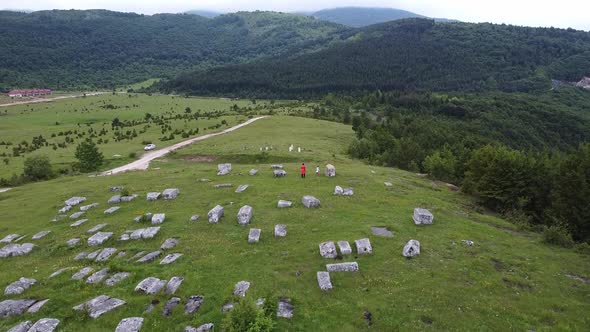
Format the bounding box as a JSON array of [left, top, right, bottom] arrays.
[[8, 89, 52, 98]]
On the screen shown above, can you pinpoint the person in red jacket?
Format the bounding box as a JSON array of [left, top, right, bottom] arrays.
[[300, 162, 306, 178]]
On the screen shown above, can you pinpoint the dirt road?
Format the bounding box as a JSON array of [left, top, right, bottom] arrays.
[[0, 92, 106, 107], [101, 116, 268, 176]]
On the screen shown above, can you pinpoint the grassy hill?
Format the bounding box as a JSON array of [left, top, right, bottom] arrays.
[[0, 10, 351, 89], [311, 7, 454, 27], [160, 18, 590, 97], [0, 116, 588, 331]]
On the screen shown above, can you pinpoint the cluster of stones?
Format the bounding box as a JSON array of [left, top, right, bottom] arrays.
[[316, 239, 371, 290], [70, 266, 130, 286], [108, 194, 138, 204], [75, 247, 120, 262], [146, 188, 180, 201], [120, 227, 160, 241]]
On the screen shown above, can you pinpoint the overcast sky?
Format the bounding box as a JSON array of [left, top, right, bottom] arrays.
[[2, 0, 589, 31]]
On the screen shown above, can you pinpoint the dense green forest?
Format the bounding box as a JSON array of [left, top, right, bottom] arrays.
[[293, 88, 590, 243], [161, 19, 590, 97], [0, 10, 352, 89]]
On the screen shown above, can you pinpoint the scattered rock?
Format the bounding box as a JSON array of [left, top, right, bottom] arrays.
[[248, 229, 261, 243], [115, 317, 143, 332], [208, 205, 224, 223], [108, 195, 121, 204], [237, 205, 253, 225], [70, 219, 88, 227], [163, 297, 181, 316], [26, 299, 49, 313], [109, 186, 124, 192], [326, 262, 359, 272], [88, 232, 113, 246], [0, 243, 35, 258], [66, 238, 81, 247], [69, 211, 85, 219], [1, 234, 20, 243], [302, 195, 320, 208], [274, 224, 287, 237], [151, 214, 166, 225], [105, 272, 131, 287], [461, 240, 475, 246], [74, 252, 88, 260], [221, 302, 234, 313], [130, 227, 160, 240], [80, 203, 99, 211], [371, 226, 393, 237], [249, 169, 258, 176], [135, 277, 167, 295], [162, 188, 180, 200], [402, 240, 421, 257], [213, 183, 233, 188], [58, 205, 72, 213], [355, 238, 373, 255], [22, 318, 59, 331], [136, 251, 161, 263], [273, 170, 286, 177], [277, 298, 294, 319], [147, 192, 161, 201], [5, 277, 36, 295], [384, 182, 393, 187], [130, 251, 147, 261], [8, 320, 33, 332], [87, 223, 108, 233], [161, 238, 179, 250], [165, 276, 184, 294], [234, 281, 250, 297], [190, 214, 200, 222], [160, 253, 183, 265], [413, 208, 434, 225], [0, 299, 37, 317], [72, 267, 94, 280], [86, 249, 101, 260], [334, 186, 354, 196], [217, 163, 232, 176], [319, 241, 337, 258], [185, 323, 214, 332], [235, 185, 249, 193], [49, 268, 73, 278], [185, 295, 204, 314], [65, 196, 86, 206], [277, 200, 292, 208], [337, 241, 352, 255], [317, 271, 333, 290], [73, 295, 126, 319], [31, 231, 51, 240], [95, 248, 118, 262], [50, 215, 67, 222], [86, 268, 110, 284], [104, 206, 120, 215]]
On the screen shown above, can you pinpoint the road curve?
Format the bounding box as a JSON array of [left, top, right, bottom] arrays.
[[0, 92, 106, 107], [101, 116, 268, 176]]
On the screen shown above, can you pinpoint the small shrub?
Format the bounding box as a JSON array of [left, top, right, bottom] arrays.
[[574, 242, 590, 255], [128, 152, 137, 159], [543, 225, 574, 248], [23, 155, 54, 181], [221, 299, 274, 332], [120, 188, 130, 197]]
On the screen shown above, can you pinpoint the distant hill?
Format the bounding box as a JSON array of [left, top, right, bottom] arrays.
[[161, 18, 590, 97], [0, 10, 351, 89], [310, 7, 453, 27], [185, 10, 222, 18]]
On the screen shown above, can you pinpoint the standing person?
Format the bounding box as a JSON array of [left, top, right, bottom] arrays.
[[315, 165, 320, 176], [300, 162, 306, 178]]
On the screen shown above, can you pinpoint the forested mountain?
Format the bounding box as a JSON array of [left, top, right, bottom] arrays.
[[184, 10, 222, 18], [0, 10, 352, 89], [161, 19, 590, 98], [310, 7, 453, 27]]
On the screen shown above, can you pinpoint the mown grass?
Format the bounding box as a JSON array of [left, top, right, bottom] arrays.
[[0, 116, 588, 331]]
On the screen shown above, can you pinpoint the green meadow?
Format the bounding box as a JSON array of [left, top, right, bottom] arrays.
[[0, 115, 589, 331]]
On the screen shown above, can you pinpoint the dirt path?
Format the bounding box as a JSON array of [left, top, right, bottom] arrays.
[[0, 92, 106, 107], [101, 116, 268, 175]]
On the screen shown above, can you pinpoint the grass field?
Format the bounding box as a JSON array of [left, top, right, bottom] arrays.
[[0, 116, 588, 331], [0, 94, 276, 179]]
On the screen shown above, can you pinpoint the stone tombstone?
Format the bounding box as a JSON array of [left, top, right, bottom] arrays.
[[371, 226, 394, 238], [302, 195, 320, 208], [325, 164, 336, 177], [233, 281, 250, 297], [136, 251, 161, 263], [70, 219, 88, 227], [5, 277, 36, 295], [237, 205, 253, 226], [273, 170, 287, 177], [72, 267, 94, 280], [104, 206, 120, 215], [163, 297, 181, 316], [166, 276, 184, 294], [316, 271, 333, 290], [190, 215, 200, 222], [270, 164, 284, 169], [87, 223, 108, 233], [162, 188, 180, 200], [115, 317, 144, 332], [337, 241, 352, 255], [334, 186, 354, 196], [73, 295, 126, 319], [277, 298, 294, 319], [217, 163, 232, 176], [0, 243, 35, 258], [274, 224, 287, 237], [213, 183, 233, 189], [355, 238, 372, 255], [0, 299, 38, 317], [249, 169, 258, 176], [108, 195, 121, 204], [185, 295, 205, 315], [277, 200, 292, 208], [17, 318, 60, 332], [109, 186, 123, 192], [147, 192, 161, 201], [31, 231, 50, 240], [384, 182, 393, 187], [413, 208, 434, 225], [161, 238, 179, 250], [86, 268, 110, 284], [402, 239, 421, 257], [248, 229, 261, 243], [135, 277, 167, 295], [326, 262, 359, 272], [334, 186, 343, 195], [80, 203, 99, 211], [0, 234, 20, 243], [69, 211, 85, 219], [235, 185, 249, 193], [160, 253, 183, 265], [319, 241, 337, 258], [208, 205, 224, 223], [88, 232, 113, 246], [121, 195, 138, 202], [151, 213, 166, 225], [65, 196, 86, 206], [95, 248, 117, 262], [105, 272, 131, 287]]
